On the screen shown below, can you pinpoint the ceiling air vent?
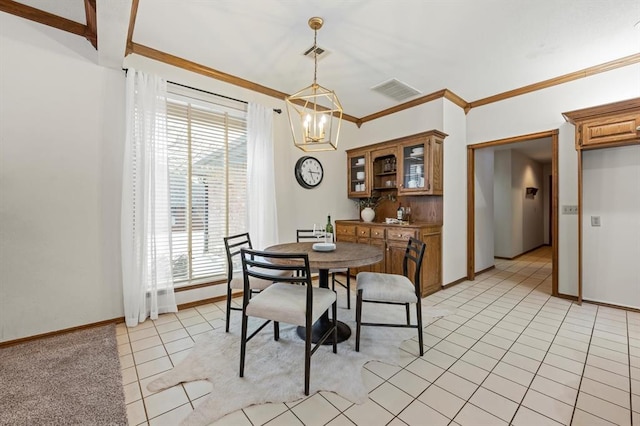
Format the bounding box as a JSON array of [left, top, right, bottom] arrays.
[[303, 45, 329, 60], [371, 78, 421, 102]]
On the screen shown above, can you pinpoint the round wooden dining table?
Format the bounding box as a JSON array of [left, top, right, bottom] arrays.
[[264, 241, 383, 344]]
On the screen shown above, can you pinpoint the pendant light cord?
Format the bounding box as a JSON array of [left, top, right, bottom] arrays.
[[313, 28, 318, 86]]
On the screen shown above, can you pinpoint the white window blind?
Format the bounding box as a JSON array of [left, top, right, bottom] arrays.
[[166, 91, 247, 286]]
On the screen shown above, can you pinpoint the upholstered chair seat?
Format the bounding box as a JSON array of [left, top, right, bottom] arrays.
[[356, 272, 418, 304], [246, 283, 336, 327]]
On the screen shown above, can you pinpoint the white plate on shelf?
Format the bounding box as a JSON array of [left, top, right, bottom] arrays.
[[312, 242, 336, 252]]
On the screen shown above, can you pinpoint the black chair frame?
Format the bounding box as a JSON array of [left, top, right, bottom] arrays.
[[223, 232, 260, 333], [239, 248, 337, 395], [296, 229, 352, 309], [355, 237, 427, 356]]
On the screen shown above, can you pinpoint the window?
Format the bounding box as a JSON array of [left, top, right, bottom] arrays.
[[166, 87, 248, 286]]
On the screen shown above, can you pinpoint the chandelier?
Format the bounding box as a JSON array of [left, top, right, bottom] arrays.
[[286, 17, 343, 152]]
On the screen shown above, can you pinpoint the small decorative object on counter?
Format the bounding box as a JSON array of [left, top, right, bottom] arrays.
[[361, 207, 375, 222], [401, 206, 411, 223], [355, 193, 396, 223]]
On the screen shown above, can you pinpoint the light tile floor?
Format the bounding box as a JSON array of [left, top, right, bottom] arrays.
[[117, 247, 640, 425]]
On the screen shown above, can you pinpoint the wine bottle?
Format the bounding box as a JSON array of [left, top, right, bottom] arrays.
[[397, 203, 403, 220], [325, 215, 334, 241]]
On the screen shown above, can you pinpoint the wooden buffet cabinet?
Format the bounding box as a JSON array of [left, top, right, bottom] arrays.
[[342, 130, 448, 297], [335, 221, 442, 297]]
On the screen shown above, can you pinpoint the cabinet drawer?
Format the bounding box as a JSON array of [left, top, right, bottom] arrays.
[[356, 227, 371, 238], [370, 227, 385, 239], [581, 112, 640, 148], [336, 224, 356, 237], [386, 228, 417, 241]]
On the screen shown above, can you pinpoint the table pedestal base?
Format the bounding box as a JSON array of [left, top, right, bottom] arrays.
[[296, 318, 351, 344]]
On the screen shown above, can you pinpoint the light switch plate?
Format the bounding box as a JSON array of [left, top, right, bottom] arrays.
[[591, 216, 601, 227]]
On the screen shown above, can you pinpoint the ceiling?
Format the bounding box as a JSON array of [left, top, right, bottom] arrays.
[[6, 0, 640, 121]]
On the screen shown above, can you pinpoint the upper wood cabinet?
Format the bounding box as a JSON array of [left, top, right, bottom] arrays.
[[346, 130, 447, 198], [397, 133, 445, 195], [563, 98, 640, 151]]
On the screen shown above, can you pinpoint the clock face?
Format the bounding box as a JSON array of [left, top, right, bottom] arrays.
[[294, 156, 324, 189]]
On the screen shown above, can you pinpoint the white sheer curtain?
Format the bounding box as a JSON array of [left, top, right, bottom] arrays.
[[247, 103, 279, 249], [121, 69, 177, 327]]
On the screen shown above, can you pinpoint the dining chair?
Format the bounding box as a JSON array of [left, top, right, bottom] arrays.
[[355, 237, 427, 356], [296, 229, 352, 309], [223, 232, 291, 332], [239, 248, 337, 395]]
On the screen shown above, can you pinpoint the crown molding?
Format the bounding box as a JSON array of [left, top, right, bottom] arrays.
[[468, 53, 640, 111], [0, 0, 97, 49], [5, 2, 639, 126], [562, 97, 640, 124]]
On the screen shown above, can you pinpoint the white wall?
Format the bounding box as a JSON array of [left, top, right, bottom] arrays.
[[474, 149, 495, 271], [356, 101, 444, 145], [492, 150, 545, 258], [582, 145, 640, 309], [442, 99, 468, 284], [512, 150, 544, 254], [0, 15, 125, 342], [467, 64, 640, 296], [542, 163, 552, 245], [493, 150, 512, 257]]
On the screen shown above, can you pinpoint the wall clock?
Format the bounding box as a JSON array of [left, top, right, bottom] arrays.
[[294, 156, 324, 189]]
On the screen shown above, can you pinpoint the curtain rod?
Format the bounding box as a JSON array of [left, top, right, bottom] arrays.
[[122, 68, 282, 114]]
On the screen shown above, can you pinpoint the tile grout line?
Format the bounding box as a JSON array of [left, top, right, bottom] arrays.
[[576, 312, 634, 414], [128, 322, 153, 425], [574, 306, 631, 425], [458, 261, 560, 424], [511, 295, 588, 426], [394, 260, 555, 423], [361, 263, 537, 424], [458, 278, 569, 425], [567, 305, 631, 425]]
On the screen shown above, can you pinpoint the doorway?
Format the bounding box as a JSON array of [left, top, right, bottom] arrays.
[[466, 130, 559, 296]]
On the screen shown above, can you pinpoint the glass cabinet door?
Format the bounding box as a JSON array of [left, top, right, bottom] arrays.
[[348, 152, 369, 197], [400, 141, 426, 193]]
